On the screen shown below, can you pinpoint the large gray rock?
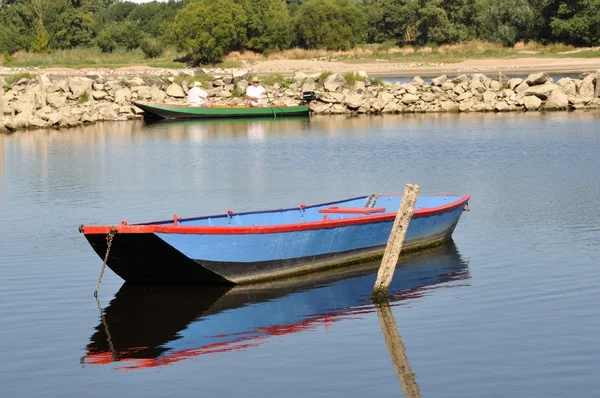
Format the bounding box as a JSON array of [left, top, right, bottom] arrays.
[[320, 92, 344, 103], [46, 93, 67, 108], [382, 101, 401, 113], [483, 91, 497, 104], [132, 86, 152, 100], [293, 71, 307, 85], [302, 78, 316, 92], [47, 112, 62, 126], [114, 87, 131, 104], [324, 73, 346, 92], [166, 83, 185, 98], [494, 101, 509, 112], [489, 81, 502, 91], [507, 78, 524, 90], [354, 81, 366, 94], [469, 79, 486, 93], [401, 94, 419, 104], [459, 100, 474, 112], [526, 72, 550, 86], [579, 73, 596, 97], [421, 93, 437, 102], [544, 90, 569, 110], [457, 91, 473, 102], [561, 80, 577, 96], [596, 70, 600, 98], [411, 76, 425, 85], [524, 82, 558, 100], [524, 96, 542, 110], [431, 75, 447, 86], [440, 101, 459, 112], [232, 69, 250, 84], [345, 94, 364, 109], [402, 84, 418, 95], [309, 102, 331, 114], [150, 86, 167, 102], [68, 77, 93, 98], [441, 82, 454, 91], [126, 77, 145, 88]]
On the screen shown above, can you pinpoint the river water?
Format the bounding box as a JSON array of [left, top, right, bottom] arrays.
[[1, 112, 599, 397]]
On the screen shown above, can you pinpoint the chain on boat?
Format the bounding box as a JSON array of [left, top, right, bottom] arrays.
[[94, 227, 117, 297], [365, 194, 379, 208]]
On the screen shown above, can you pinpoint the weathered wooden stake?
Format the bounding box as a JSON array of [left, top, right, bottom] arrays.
[[372, 184, 420, 302], [375, 302, 421, 398]]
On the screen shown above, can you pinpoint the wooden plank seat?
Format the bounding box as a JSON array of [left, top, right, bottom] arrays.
[[318, 206, 386, 215]]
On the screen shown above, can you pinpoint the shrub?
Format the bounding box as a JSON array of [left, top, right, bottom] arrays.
[[140, 38, 163, 59], [262, 73, 284, 85], [78, 92, 89, 103], [343, 72, 366, 85]]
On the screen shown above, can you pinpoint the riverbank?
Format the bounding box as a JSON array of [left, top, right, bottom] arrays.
[[1, 68, 599, 133]]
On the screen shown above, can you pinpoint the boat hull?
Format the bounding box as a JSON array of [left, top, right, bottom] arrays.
[[134, 101, 310, 119], [83, 199, 467, 285]]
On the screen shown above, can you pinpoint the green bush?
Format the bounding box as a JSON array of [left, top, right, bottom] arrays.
[[96, 20, 144, 53], [170, 0, 246, 64], [78, 92, 89, 103], [344, 72, 366, 85], [140, 38, 163, 59]]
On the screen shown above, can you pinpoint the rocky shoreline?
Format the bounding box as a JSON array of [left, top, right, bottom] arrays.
[[1, 68, 599, 133]]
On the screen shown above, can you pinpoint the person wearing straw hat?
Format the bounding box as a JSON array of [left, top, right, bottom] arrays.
[[245, 76, 266, 107], [187, 81, 213, 107]]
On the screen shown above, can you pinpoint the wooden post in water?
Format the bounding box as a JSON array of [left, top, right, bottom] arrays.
[[376, 302, 421, 398], [372, 184, 420, 302]]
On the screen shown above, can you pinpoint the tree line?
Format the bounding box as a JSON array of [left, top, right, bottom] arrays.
[[1, 0, 599, 64]]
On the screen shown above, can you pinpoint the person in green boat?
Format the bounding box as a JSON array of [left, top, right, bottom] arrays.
[[245, 77, 266, 107], [187, 81, 213, 107]]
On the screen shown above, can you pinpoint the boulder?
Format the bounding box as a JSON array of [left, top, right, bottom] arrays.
[[93, 83, 105, 91], [494, 101, 509, 112], [309, 102, 332, 114], [114, 88, 131, 104], [166, 83, 185, 98], [382, 101, 401, 113], [302, 78, 316, 92], [524, 96, 542, 110], [323, 73, 346, 92], [457, 91, 473, 102], [401, 93, 419, 104], [232, 69, 250, 84], [132, 86, 152, 100], [524, 83, 558, 100], [489, 81, 502, 91], [402, 84, 418, 95], [544, 90, 569, 110], [293, 71, 307, 85], [0, 91, 3, 117], [579, 73, 596, 97], [150, 86, 167, 102], [507, 78, 523, 90], [459, 100, 474, 112], [411, 76, 425, 85], [354, 81, 366, 94], [473, 102, 493, 112], [440, 101, 459, 112], [483, 91, 496, 104], [320, 92, 344, 103], [68, 77, 93, 98], [596, 69, 600, 98], [431, 75, 447, 86], [525, 72, 550, 86], [561, 80, 577, 96], [468, 79, 486, 93], [47, 112, 62, 126], [345, 94, 364, 109], [29, 118, 48, 128], [421, 93, 437, 102], [452, 74, 469, 84], [441, 82, 454, 91], [126, 77, 145, 88]]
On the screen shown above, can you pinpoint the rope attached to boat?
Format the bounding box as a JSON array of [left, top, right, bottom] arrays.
[[94, 227, 117, 297]]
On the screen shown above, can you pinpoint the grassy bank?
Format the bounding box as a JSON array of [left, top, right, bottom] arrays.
[[2, 41, 599, 70]]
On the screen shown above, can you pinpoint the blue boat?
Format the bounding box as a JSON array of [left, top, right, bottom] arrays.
[[83, 242, 470, 369], [79, 194, 470, 284]]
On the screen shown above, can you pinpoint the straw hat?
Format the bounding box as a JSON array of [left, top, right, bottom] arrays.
[[251, 76, 260, 83], [192, 81, 202, 87]]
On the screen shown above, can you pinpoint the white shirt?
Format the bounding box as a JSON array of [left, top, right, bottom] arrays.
[[187, 86, 208, 106], [246, 85, 265, 103]]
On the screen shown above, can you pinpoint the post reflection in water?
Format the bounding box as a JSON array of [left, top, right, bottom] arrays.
[[376, 303, 421, 398], [84, 241, 470, 371]]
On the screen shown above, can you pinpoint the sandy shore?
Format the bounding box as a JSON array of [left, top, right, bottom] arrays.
[[1, 57, 598, 79], [248, 57, 600, 76]]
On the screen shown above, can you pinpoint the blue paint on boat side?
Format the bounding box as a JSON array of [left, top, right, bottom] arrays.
[[155, 202, 465, 263]]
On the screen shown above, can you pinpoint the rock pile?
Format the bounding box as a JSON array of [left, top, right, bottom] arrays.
[[1, 69, 599, 133]]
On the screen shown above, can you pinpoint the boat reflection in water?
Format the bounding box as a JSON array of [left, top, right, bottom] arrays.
[[84, 241, 470, 370]]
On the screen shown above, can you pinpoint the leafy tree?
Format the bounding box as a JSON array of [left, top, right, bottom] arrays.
[[294, 0, 366, 50], [544, 0, 600, 45], [96, 19, 144, 52], [239, 0, 292, 52], [475, 0, 535, 46], [170, 0, 247, 64]]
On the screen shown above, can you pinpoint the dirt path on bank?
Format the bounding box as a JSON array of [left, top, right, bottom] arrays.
[[249, 57, 600, 76], [10, 56, 598, 78]]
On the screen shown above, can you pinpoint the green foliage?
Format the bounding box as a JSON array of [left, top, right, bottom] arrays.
[[170, 0, 246, 64], [294, 0, 366, 50], [262, 73, 284, 85], [5, 72, 36, 84], [2, 84, 11, 92], [240, 0, 292, 52], [372, 76, 383, 86], [140, 37, 163, 59], [282, 77, 295, 88], [78, 91, 89, 103], [320, 71, 332, 81], [31, 20, 50, 53], [475, 0, 535, 46], [546, 0, 600, 46], [231, 86, 245, 98], [54, 8, 96, 48], [96, 20, 143, 52], [343, 71, 366, 85]]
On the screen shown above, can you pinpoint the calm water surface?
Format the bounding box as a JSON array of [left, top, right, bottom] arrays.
[[1, 112, 599, 397]]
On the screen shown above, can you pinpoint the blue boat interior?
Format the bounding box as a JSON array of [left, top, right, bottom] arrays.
[[141, 195, 462, 228]]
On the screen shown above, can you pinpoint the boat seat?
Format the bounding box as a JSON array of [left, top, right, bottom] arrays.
[[318, 206, 386, 215]]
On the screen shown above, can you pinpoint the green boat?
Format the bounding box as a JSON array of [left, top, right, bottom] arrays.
[[134, 102, 310, 119]]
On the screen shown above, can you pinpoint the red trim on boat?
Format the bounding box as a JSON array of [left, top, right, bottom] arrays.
[[318, 207, 386, 214], [81, 196, 470, 236]]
